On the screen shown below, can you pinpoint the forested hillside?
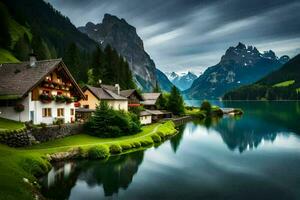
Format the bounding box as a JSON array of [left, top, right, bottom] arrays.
[[223, 54, 300, 100], [0, 0, 135, 89]]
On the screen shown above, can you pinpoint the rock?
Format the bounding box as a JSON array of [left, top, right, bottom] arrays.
[[78, 14, 157, 91]]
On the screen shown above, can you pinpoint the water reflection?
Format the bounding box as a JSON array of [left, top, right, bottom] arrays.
[[40, 151, 144, 199], [40, 101, 300, 199]]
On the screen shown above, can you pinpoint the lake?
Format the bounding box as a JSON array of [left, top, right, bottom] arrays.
[[40, 101, 300, 200]]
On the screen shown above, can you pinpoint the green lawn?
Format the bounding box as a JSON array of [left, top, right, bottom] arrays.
[[273, 80, 295, 87], [0, 121, 177, 200], [25, 122, 177, 154], [0, 48, 19, 63], [0, 118, 25, 131]]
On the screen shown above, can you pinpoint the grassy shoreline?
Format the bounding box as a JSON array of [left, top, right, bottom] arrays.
[[0, 121, 178, 200]]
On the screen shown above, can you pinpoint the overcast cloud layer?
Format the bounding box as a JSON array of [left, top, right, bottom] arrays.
[[48, 0, 300, 74]]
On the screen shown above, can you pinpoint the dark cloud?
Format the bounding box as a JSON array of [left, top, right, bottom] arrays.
[[48, 0, 300, 74]]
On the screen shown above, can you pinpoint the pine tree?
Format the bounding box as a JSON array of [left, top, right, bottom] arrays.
[[63, 43, 82, 81], [31, 35, 51, 60], [167, 86, 185, 115], [13, 33, 30, 61], [0, 2, 11, 49]]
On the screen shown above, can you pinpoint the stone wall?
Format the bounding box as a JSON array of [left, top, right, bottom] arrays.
[[0, 130, 30, 147], [0, 123, 83, 147], [31, 123, 83, 143]]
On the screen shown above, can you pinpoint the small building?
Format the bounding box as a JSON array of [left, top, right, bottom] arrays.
[[139, 110, 152, 125], [79, 85, 128, 111], [0, 57, 85, 124], [141, 93, 161, 110], [120, 89, 144, 108], [146, 109, 172, 122]]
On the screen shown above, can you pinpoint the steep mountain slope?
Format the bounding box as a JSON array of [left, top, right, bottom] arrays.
[[156, 69, 174, 92], [78, 14, 157, 91], [223, 54, 300, 100], [184, 42, 289, 99], [172, 72, 197, 91], [2, 0, 96, 53]]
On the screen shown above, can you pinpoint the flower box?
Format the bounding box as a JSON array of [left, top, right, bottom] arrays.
[[40, 94, 53, 103]]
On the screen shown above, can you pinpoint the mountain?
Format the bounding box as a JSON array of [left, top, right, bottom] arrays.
[[78, 14, 157, 91], [172, 72, 197, 91], [0, 0, 137, 90], [0, 0, 97, 82], [223, 54, 300, 100], [184, 42, 289, 99], [156, 69, 174, 92], [167, 72, 179, 81]]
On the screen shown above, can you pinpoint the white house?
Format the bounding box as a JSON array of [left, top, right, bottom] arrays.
[[0, 55, 85, 125], [79, 84, 128, 111], [139, 110, 152, 125]]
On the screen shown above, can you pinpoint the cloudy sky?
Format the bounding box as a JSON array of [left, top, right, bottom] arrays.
[[48, 0, 300, 74]]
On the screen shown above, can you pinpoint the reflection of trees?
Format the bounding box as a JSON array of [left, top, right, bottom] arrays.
[[80, 151, 144, 196], [170, 125, 184, 153], [40, 151, 144, 199]]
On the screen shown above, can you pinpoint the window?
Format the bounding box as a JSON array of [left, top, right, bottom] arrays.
[[70, 108, 74, 115], [57, 108, 64, 117], [85, 95, 88, 101], [42, 108, 52, 117]]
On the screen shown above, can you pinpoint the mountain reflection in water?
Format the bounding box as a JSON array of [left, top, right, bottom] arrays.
[[40, 101, 300, 200]]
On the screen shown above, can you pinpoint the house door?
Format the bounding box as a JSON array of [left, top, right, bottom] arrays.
[[30, 111, 34, 122]]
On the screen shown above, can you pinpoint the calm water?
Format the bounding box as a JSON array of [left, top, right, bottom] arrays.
[[40, 101, 300, 200]]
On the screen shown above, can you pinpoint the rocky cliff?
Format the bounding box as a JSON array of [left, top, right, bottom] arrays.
[[78, 14, 157, 91]]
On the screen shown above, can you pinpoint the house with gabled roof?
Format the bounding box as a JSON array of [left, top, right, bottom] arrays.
[[79, 84, 128, 111], [141, 93, 161, 110], [0, 55, 85, 124], [120, 89, 144, 108]]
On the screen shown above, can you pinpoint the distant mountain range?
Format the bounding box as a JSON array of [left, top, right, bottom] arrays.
[[166, 71, 198, 91], [184, 42, 289, 99], [78, 14, 157, 91], [223, 54, 300, 100], [156, 69, 174, 92]]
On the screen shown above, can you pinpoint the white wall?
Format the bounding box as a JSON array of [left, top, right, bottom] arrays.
[[140, 115, 152, 125], [0, 95, 30, 122], [31, 99, 75, 125], [106, 100, 128, 112], [0, 92, 75, 125]]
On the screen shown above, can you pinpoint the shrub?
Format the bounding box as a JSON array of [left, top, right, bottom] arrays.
[[109, 144, 122, 154], [151, 134, 162, 143], [132, 141, 141, 148], [120, 143, 132, 151], [88, 145, 110, 159], [21, 156, 51, 177], [84, 101, 141, 138], [200, 100, 212, 114], [140, 139, 154, 147]]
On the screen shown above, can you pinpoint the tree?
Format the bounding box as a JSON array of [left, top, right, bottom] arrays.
[[13, 34, 30, 61], [200, 100, 212, 115], [85, 101, 141, 138], [63, 43, 82, 81], [167, 86, 185, 115], [0, 2, 11, 49], [31, 35, 51, 60]]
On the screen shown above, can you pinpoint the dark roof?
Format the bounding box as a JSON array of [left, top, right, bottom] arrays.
[[142, 93, 161, 100], [0, 59, 85, 99], [83, 85, 127, 100], [140, 110, 152, 116], [120, 89, 144, 100], [141, 93, 161, 105]]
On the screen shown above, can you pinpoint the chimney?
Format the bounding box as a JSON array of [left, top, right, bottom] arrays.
[[98, 79, 102, 86], [115, 84, 120, 95], [29, 50, 37, 67]]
